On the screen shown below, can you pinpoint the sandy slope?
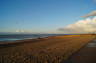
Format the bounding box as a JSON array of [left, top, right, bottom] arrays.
[[65, 38, 96, 63]]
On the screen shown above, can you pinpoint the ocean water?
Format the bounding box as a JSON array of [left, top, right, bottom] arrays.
[[0, 34, 65, 41]]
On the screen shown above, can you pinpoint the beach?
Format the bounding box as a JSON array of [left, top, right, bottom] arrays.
[[0, 34, 95, 63]]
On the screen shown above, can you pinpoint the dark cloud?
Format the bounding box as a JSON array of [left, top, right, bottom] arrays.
[[82, 11, 96, 18]]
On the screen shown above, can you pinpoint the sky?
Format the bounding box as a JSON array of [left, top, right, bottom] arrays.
[[0, 0, 96, 34]]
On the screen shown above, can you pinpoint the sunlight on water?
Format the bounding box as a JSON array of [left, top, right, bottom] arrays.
[[0, 34, 65, 42], [0, 38, 22, 42]]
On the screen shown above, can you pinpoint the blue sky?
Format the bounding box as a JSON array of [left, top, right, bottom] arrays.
[[0, 0, 96, 33]]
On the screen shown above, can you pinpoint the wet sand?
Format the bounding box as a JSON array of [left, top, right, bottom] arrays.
[[0, 34, 95, 63]]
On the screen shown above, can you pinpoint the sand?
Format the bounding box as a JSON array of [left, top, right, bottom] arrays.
[[0, 34, 95, 63]]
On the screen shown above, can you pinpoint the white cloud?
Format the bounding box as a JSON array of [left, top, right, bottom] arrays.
[[59, 17, 96, 34], [82, 11, 96, 18], [16, 30, 24, 33]]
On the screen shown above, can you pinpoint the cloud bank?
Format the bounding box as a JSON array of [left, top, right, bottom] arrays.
[[82, 10, 96, 18], [16, 30, 24, 33], [59, 17, 96, 34]]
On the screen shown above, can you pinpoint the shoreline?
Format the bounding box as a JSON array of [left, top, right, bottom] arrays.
[[0, 34, 94, 47], [0, 35, 76, 45]]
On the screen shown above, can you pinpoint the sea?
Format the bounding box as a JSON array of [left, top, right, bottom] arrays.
[[0, 34, 65, 42]]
